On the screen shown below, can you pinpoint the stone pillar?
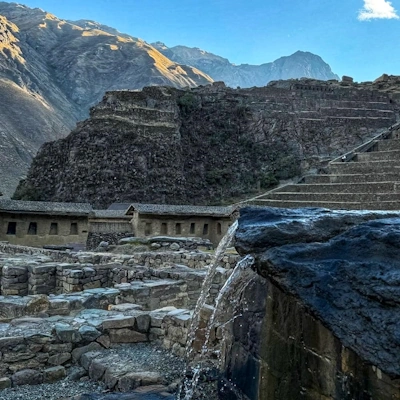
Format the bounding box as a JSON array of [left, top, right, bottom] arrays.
[[1, 265, 28, 295], [28, 264, 57, 295]]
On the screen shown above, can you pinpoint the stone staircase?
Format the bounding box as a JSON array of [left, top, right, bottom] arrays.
[[245, 123, 400, 210]]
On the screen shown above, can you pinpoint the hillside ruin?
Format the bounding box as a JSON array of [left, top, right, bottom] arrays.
[[14, 77, 400, 208]]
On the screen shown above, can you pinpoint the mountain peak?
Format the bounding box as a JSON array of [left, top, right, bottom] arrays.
[[157, 45, 339, 87]]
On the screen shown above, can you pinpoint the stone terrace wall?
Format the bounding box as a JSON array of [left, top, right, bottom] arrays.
[[15, 81, 398, 208], [0, 301, 196, 387], [0, 246, 238, 299], [0, 243, 239, 269]]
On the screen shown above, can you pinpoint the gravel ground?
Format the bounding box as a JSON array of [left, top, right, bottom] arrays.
[[0, 343, 185, 400], [0, 379, 106, 400]]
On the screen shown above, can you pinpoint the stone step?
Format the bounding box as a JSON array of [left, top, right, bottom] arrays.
[[355, 150, 400, 162], [246, 199, 400, 211], [329, 161, 400, 175], [304, 173, 400, 184], [374, 139, 400, 152], [263, 192, 400, 203], [79, 342, 184, 393], [274, 182, 400, 194]]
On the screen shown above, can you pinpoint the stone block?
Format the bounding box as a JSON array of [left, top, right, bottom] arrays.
[[11, 369, 43, 386], [54, 323, 82, 343], [35, 352, 49, 363], [72, 342, 103, 363], [26, 295, 50, 315], [78, 325, 102, 342], [109, 303, 143, 312], [0, 377, 11, 389], [3, 266, 26, 276], [48, 352, 71, 365], [8, 358, 41, 373], [80, 351, 102, 371], [0, 336, 24, 350], [96, 335, 111, 349], [135, 314, 151, 333], [43, 366, 66, 383], [3, 351, 35, 363], [43, 343, 73, 354], [109, 328, 147, 343], [88, 358, 107, 381], [102, 316, 136, 330], [117, 371, 163, 392]]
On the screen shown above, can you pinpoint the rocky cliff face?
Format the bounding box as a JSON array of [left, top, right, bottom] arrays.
[[14, 79, 398, 208], [0, 2, 212, 197], [225, 207, 400, 400], [152, 43, 339, 87]]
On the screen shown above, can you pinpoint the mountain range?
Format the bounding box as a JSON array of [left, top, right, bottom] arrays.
[[152, 43, 339, 88], [0, 1, 339, 197]]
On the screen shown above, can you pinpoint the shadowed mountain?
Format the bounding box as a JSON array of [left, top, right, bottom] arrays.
[[0, 2, 212, 196]]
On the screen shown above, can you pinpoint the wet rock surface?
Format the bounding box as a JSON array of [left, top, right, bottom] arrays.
[[235, 206, 400, 255], [230, 206, 400, 399], [259, 217, 400, 377]]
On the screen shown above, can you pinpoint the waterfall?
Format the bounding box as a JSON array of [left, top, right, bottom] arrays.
[[178, 221, 255, 399]]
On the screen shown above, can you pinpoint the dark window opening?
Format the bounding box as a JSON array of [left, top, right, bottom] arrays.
[[175, 223, 182, 235], [145, 223, 152, 236], [28, 222, 37, 235], [190, 223, 196, 234], [217, 223, 222, 235], [161, 223, 168, 235], [49, 223, 58, 235], [203, 224, 209, 235], [7, 222, 16, 235], [70, 223, 78, 235]]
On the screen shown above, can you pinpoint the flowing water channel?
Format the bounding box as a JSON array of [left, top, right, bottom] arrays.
[[178, 221, 256, 400]]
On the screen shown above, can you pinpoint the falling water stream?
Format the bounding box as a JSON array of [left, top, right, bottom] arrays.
[[178, 221, 255, 400]]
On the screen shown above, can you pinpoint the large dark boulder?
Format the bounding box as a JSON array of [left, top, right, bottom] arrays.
[[224, 207, 400, 400], [236, 206, 400, 255]]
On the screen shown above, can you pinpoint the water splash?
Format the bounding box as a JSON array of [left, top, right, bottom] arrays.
[[185, 220, 239, 361], [178, 219, 256, 400]]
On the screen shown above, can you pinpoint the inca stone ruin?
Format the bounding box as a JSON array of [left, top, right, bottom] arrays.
[[1, 76, 400, 400]]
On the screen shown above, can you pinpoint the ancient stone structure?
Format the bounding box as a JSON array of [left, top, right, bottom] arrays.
[[0, 199, 92, 249], [126, 203, 235, 246], [248, 123, 400, 210], [0, 241, 239, 395], [87, 209, 133, 250], [14, 79, 398, 208], [221, 207, 400, 400], [0, 200, 235, 250]]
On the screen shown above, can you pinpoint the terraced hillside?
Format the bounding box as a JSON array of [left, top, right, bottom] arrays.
[[247, 123, 400, 210], [14, 78, 398, 208]]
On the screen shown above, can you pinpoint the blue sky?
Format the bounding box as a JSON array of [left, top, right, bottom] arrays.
[[15, 0, 400, 82]]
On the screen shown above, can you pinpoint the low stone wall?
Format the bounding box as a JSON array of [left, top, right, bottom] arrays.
[[1, 265, 29, 296], [0, 263, 217, 298], [0, 302, 195, 388], [56, 264, 111, 294], [86, 232, 132, 251], [0, 243, 240, 270], [0, 246, 239, 297]]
